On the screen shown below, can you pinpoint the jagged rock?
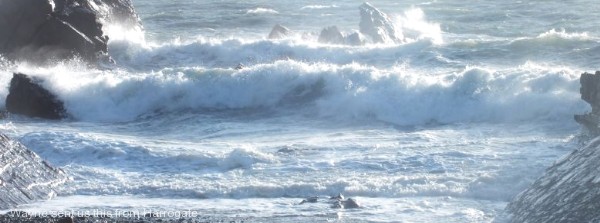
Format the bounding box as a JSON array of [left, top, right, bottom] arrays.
[[268, 24, 290, 39], [318, 26, 345, 44], [575, 71, 600, 134], [359, 2, 402, 44], [6, 73, 67, 120], [0, 133, 66, 209], [506, 136, 600, 222], [0, 0, 140, 63], [345, 31, 366, 46]]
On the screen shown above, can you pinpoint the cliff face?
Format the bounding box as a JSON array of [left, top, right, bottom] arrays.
[[0, 134, 66, 209], [506, 71, 600, 222]]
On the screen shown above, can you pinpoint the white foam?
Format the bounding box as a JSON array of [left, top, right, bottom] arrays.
[[246, 8, 279, 15]]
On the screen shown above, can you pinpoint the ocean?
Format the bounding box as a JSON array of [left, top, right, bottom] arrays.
[[1, 0, 599, 222]]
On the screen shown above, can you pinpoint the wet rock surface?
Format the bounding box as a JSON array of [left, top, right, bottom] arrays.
[[298, 194, 361, 209], [575, 71, 600, 134], [6, 73, 67, 120], [0, 134, 66, 210], [0, 0, 140, 63]]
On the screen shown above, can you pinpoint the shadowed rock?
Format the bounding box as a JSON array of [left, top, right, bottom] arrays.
[[574, 71, 600, 134], [0, 0, 140, 63], [6, 73, 67, 119], [0, 133, 66, 209]]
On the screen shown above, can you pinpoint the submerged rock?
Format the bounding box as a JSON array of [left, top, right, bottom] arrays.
[[298, 193, 361, 209], [359, 2, 402, 44], [268, 24, 290, 39], [0, 0, 140, 63], [0, 134, 66, 209], [6, 73, 67, 119]]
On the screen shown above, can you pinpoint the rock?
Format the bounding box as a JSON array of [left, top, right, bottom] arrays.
[[6, 73, 67, 120], [57, 216, 74, 223], [343, 198, 360, 209], [359, 2, 402, 44], [575, 71, 600, 134], [299, 193, 360, 209], [299, 196, 318, 204], [0, 133, 67, 209], [0, 0, 141, 63], [268, 24, 290, 39], [506, 136, 600, 222], [318, 26, 345, 44], [345, 31, 366, 46]]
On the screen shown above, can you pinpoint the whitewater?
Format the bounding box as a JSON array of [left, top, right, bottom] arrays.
[[1, 0, 599, 222]]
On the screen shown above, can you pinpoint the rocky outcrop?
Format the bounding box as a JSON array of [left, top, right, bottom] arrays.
[[0, 133, 66, 209], [506, 136, 600, 223], [574, 71, 600, 134], [359, 2, 402, 44], [268, 24, 290, 39], [318, 26, 345, 44], [6, 73, 67, 120], [506, 71, 600, 222], [0, 0, 140, 63]]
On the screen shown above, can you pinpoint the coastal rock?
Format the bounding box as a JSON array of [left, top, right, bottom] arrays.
[[345, 31, 366, 46], [574, 71, 600, 134], [318, 26, 345, 44], [0, 133, 66, 209], [506, 136, 600, 222], [298, 194, 361, 209], [0, 0, 140, 63], [6, 73, 67, 120], [268, 24, 290, 39], [359, 2, 402, 44], [506, 71, 600, 222]]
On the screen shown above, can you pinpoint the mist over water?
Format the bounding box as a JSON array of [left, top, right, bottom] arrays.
[[1, 0, 598, 222]]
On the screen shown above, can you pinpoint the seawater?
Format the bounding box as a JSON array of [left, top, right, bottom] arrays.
[[1, 0, 599, 222]]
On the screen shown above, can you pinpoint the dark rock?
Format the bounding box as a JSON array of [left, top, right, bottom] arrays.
[[0, 0, 141, 63], [268, 24, 290, 39], [6, 73, 67, 119], [0, 133, 67, 210], [318, 26, 345, 44], [299, 197, 318, 204], [575, 71, 600, 134], [57, 216, 74, 223], [298, 194, 360, 209], [343, 198, 360, 209]]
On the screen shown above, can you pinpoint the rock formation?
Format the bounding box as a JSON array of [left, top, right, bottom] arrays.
[[268, 24, 290, 39], [506, 136, 600, 222], [359, 2, 403, 44], [318, 26, 345, 44], [0, 0, 140, 63], [6, 73, 67, 120], [506, 71, 600, 222], [574, 71, 600, 134], [0, 133, 67, 209]]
